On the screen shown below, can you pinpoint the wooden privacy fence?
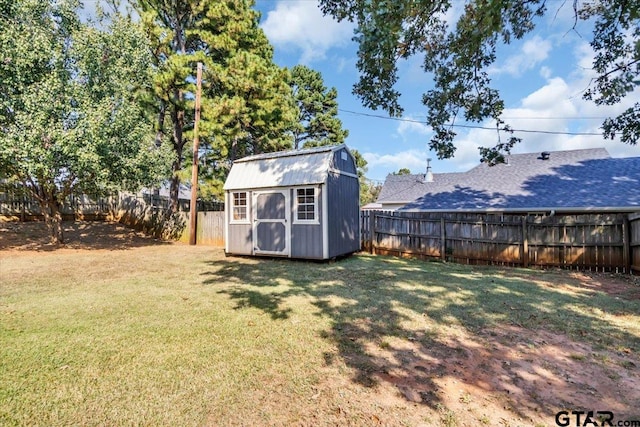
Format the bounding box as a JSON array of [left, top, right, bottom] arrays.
[[177, 211, 225, 246], [1, 187, 225, 247], [361, 210, 640, 274], [631, 212, 640, 273], [0, 183, 115, 220]]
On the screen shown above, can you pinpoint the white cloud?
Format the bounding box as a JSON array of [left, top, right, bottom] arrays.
[[453, 47, 640, 163], [363, 149, 430, 175], [520, 77, 576, 113], [441, 1, 465, 28], [491, 35, 552, 77], [396, 115, 431, 140], [539, 66, 553, 79], [371, 37, 640, 177], [261, 0, 354, 64], [346, 7, 640, 179]]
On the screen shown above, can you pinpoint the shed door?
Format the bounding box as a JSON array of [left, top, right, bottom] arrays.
[[253, 191, 289, 256]]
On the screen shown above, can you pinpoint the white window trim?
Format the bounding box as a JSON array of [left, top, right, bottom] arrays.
[[230, 191, 250, 224], [293, 186, 320, 225]]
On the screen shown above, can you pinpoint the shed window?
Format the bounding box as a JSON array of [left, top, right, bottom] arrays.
[[232, 192, 248, 222], [295, 188, 317, 222]]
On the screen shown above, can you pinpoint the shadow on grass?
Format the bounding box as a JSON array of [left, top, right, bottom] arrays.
[[201, 254, 640, 417], [0, 220, 171, 251]]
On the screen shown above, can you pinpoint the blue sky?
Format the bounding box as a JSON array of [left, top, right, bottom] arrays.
[[255, 0, 640, 182]]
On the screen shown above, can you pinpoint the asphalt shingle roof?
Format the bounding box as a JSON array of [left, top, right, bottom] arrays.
[[377, 148, 640, 211]]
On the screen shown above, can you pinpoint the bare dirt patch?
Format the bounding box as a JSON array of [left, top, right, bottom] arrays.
[[358, 325, 640, 426], [564, 271, 640, 301], [0, 219, 169, 251]]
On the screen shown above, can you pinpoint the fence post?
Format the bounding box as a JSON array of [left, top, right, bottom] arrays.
[[440, 216, 446, 261], [370, 210, 376, 254], [20, 194, 25, 222], [522, 215, 529, 268], [622, 215, 631, 274]]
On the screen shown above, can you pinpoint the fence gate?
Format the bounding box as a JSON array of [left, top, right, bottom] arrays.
[[253, 191, 289, 256]]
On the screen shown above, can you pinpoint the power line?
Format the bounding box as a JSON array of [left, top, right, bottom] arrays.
[[338, 108, 606, 137]]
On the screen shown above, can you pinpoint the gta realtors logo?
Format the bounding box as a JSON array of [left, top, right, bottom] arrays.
[[555, 411, 640, 427]]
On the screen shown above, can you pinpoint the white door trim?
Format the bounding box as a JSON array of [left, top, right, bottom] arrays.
[[252, 190, 290, 257]]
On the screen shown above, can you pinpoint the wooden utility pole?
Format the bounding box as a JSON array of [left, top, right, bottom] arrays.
[[189, 62, 203, 245]]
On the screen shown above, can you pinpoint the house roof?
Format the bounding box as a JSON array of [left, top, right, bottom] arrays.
[[378, 148, 640, 211], [361, 202, 383, 210], [376, 171, 467, 204], [223, 144, 351, 191], [142, 183, 191, 200]]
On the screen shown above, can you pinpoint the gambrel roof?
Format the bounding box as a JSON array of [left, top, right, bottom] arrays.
[[223, 144, 355, 191], [377, 148, 640, 211]]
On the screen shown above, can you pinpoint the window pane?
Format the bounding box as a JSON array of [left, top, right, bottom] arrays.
[[233, 192, 247, 220], [296, 188, 316, 221], [233, 207, 246, 220], [234, 192, 246, 206]]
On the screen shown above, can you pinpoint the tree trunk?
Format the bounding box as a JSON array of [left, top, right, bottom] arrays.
[[169, 105, 184, 213], [169, 155, 181, 212], [41, 198, 64, 245], [230, 136, 238, 162], [155, 100, 166, 148], [167, 23, 187, 213]]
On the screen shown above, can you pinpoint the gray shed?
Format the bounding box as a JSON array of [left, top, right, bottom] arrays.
[[223, 144, 360, 259]]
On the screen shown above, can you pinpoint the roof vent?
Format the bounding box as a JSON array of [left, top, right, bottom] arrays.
[[425, 158, 434, 182], [540, 151, 551, 160]]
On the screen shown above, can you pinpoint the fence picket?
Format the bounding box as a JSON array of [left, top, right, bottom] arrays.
[[360, 210, 640, 273]]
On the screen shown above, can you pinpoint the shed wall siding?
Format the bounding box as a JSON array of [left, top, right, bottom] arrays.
[[327, 173, 360, 257], [331, 148, 358, 175], [290, 186, 324, 258], [291, 224, 323, 258], [226, 189, 253, 255], [227, 223, 252, 254]]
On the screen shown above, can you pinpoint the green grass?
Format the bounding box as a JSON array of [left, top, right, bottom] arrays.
[[1, 239, 639, 426]]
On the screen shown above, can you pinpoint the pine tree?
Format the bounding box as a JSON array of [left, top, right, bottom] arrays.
[[135, 0, 296, 206], [289, 65, 348, 149]]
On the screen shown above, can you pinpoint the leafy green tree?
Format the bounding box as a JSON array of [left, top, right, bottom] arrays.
[[283, 64, 373, 203], [320, 0, 639, 164], [0, 0, 171, 244], [135, 0, 297, 205], [289, 65, 349, 149], [392, 168, 411, 175], [360, 178, 382, 205]]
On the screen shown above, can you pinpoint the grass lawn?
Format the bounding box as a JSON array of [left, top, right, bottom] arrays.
[[1, 222, 639, 426]]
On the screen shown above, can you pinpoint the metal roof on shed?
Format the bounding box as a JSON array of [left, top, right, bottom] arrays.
[[223, 144, 348, 191]]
